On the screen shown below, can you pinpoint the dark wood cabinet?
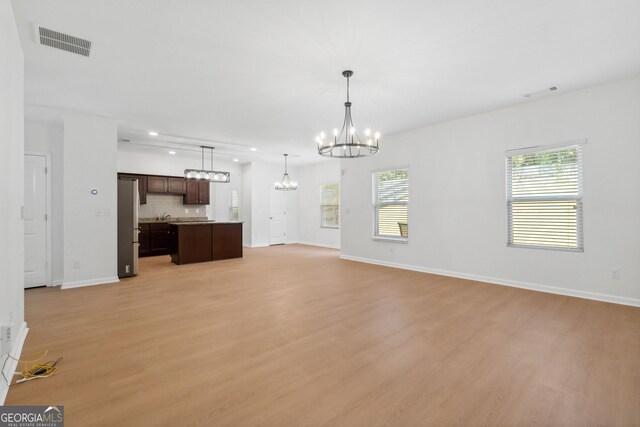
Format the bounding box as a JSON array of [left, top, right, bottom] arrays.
[[139, 222, 170, 257], [118, 173, 148, 204], [149, 223, 171, 255], [118, 173, 203, 205], [170, 224, 212, 264], [138, 223, 151, 256], [147, 176, 168, 193], [168, 178, 186, 194], [170, 222, 242, 265], [148, 176, 187, 195], [198, 181, 210, 204], [212, 223, 243, 260], [184, 180, 210, 205]]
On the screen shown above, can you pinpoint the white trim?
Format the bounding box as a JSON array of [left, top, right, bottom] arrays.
[[62, 276, 119, 289], [50, 279, 63, 287], [295, 241, 341, 250], [505, 138, 587, 156], [243, 243, 270, 248], [372, 237, 409, 243], [339, 254, 640, 308], [24, 152, 53, 287], [0, 322, 29, 405]]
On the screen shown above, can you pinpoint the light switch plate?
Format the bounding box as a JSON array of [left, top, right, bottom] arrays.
[[1, 324, 12, 354]]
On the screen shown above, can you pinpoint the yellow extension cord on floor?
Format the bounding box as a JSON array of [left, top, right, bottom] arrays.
[[6, 349, 62, 384]]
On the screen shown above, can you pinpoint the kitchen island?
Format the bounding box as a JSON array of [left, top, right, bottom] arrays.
[[169, 221, 243, 265]]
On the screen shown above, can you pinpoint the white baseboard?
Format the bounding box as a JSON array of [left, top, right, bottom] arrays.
[[295, 241, 341, 250], [340, 254, 640, 308], [49, 279, 63, 287], [243, 243, 270, 248], [0, 321, 29, 405], [62, 276, 119, 290]]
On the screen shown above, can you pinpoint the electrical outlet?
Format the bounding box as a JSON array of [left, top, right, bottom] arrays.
[[73, 260, 81, 269], [611, 269, 621, 280], [185, 209, 189, 214], [125, 265, 130, 274], [1, 324, 12, 354], [195, 209, 199, 214]]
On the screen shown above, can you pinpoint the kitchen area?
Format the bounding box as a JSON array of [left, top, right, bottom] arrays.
[[117, 171, 242, 278]]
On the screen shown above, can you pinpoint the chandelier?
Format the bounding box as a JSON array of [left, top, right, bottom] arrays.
[[316, 70, 380, 158], [274, 154, 297, 191], [184, 146, 231, 183]]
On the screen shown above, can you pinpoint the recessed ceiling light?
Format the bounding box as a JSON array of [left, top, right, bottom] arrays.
[[250, 147, 257, 151], [148, 131, 158, 136], [233, 159, 239, 162], [168, 151, 176, 155]]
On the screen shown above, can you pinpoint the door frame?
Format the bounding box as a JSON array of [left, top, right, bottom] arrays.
[[25, 151, 53, 287], [268, 185, 286, 246]]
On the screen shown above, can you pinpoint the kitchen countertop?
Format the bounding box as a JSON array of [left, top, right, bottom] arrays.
[[169, 221, 243, 225], [139, 217, 208, 224]]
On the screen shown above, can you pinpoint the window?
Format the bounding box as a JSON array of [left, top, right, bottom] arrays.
[[321, 183, 339, 228], [373, 168, 408, 239], [229, 189, 239, 221], [506, 142, 583, 251]]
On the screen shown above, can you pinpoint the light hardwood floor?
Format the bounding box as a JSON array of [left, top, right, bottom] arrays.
[[7, 245, 640, 426]]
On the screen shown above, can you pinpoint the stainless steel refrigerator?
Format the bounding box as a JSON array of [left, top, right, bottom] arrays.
[[117, 179, 140, 277]]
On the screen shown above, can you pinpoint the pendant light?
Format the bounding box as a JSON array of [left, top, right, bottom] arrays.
[[274, 154, 297, 191], [184, 146, 231, 183]]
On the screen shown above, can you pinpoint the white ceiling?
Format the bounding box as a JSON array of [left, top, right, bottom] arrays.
[[12, 0, 640, 164]]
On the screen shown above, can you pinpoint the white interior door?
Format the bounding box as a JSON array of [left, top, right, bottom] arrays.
[[24, 154, 48, 288], [269, 187, 286, 245]]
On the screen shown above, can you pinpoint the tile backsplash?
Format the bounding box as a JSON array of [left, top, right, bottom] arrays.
[[140, 194, 207, 220]]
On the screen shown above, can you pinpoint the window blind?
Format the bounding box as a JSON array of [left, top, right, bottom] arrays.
[[506, 144, 583, 251], [372, 169, 408, 238], [229, 189, 239, 221], [321, 183, 339, 228]]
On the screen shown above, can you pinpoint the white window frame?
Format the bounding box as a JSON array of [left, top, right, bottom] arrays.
[[229, 189, 240, 221], [506, 140, 585, 252], [320, 182, 340, 229], [372, 167, 409, 242]]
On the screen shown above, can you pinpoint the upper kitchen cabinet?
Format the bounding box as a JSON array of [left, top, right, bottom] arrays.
[[184, 180, 210, 205], [168, 177, 186, 194], [147, 176, 187, 195], [147, 176, 167, 193], [118, 173, 148, 204]]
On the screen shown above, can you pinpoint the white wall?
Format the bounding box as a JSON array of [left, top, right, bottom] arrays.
[[341, 77, 640, 306], [241, 163, 252, 246], [24, 121, 64, 284], [296, 160, 341, 248], [63, 113, 119, 288], [117, 149, 242, 221], [0, 0, 26, 404]]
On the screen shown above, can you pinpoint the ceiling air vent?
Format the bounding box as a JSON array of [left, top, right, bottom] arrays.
[[37, 26, 92, 57]]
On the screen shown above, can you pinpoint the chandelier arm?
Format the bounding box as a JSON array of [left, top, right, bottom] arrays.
[[338, 106, 349, 143]]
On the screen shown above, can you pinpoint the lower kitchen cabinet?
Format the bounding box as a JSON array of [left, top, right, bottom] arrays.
[[139, 223, 151, 257], [139, 222, 171, 257], [170, 222, 242, 265]]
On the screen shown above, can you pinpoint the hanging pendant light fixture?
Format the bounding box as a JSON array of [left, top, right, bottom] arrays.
[[274, 154, 297, 191], [184, 146, 231, 183], [316, 70, 380, 158]]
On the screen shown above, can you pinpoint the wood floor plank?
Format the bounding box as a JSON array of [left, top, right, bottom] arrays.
[[5, 244, 640, 426]]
